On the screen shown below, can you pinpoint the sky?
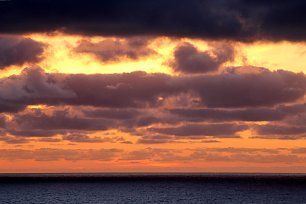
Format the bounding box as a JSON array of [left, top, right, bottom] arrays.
[[1, 0, 306, 173]]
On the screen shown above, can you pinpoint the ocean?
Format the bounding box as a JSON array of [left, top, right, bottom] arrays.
[[0, 173, 306, 203]]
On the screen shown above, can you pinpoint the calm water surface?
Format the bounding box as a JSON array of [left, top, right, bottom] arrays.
[[0, 173, 306, 204]]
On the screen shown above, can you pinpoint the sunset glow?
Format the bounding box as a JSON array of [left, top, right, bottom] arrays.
[[1, 0, 306, 173]]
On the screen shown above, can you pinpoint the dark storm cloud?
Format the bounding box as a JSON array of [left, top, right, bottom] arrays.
[[9, 109, 112, 133], [184, 68, 306, 108], [5, 107, 174, 138], [1, 0, 306, 41], [82, 108, 144, 120], [0, 67, 76, 110], [0, 36, 45, 69], [247, 104, 306, 140], [255, 125, 306, 136], [149, 123, 247, 138], [169, 103, 306, 123], [0, 67, 177, 109], [282, 108, 306, 127], [251, 123, 306, 140], [0, 115, 6, 128], [0, 101, 25, 113], [4, 108, 119, 138], [81, 107, 180, 130], [0, 66, 305, 113], [59, 71, 177, 108], [168, 107, 286, 122], [170, 42, 234, 73], [63, 134, 132, 144], [75, 37, 155, 62]]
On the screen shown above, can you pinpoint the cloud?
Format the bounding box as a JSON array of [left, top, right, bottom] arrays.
[[7, 109, 113, 136], [75, 37, 155, 62], [0, 66, 304, 142], [0, 147, 305, 164], [82, 107, 144, 120], [137, 135, 175, 144], [0, 136, 29, 144], [255, 125, 306, 136], [0, 36, 45, 69], [170, 42, 234, 73], [0, 67, 176, 109], [62, 133, 104, 143], [168, 107, 286, 122], [62, 71, 176, 108], [121, 147, 305, 164], [82, 107, 180, 130], [169, 103, 306, 124], [149, 123, 247, 138], [184, 68, 306, 107], [0, 148, 122, 161], [0, 101, 25, 113], [291, 148, 306, 154], [3, 106, 174, 139], [37, 137, 61, 143], [0, 67, 76, 110], [252, 123, 306, 140], [7, 129, 66, 137], [121, 148, 179, 161], [62, 133, 130, 144], [191, 149, 303, 164], [247, 103, 306, 140], [1, 0, 306, 41], [205, 147, 281, 154], [0, 66, 304, 112]]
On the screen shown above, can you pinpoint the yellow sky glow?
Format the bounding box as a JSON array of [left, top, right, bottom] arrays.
[[1, 33, 306, 172]]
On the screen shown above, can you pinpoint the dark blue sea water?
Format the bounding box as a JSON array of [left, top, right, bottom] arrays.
[[1, 173, 306, 203]]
